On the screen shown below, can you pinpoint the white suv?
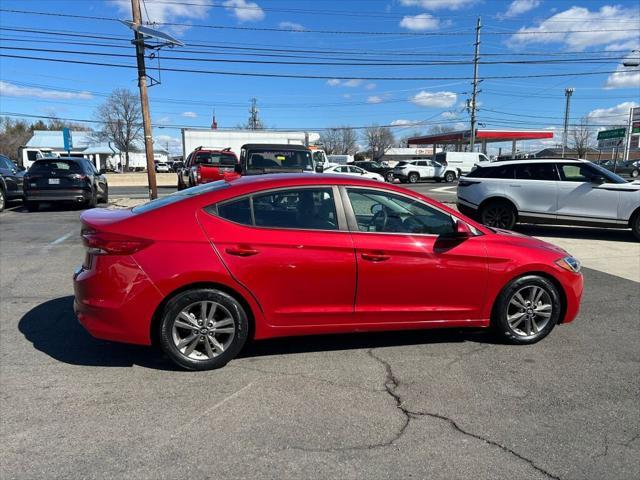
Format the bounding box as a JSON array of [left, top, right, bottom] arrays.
[[456, 158, 640, 240], [393, 159, 458, 184]]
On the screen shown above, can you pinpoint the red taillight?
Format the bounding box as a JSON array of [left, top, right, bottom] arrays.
[[81, 228, 152, 255]]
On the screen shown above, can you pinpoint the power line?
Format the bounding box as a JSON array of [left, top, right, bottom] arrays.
[[2, 52, 636, 81], [1, 9, 639, 37]]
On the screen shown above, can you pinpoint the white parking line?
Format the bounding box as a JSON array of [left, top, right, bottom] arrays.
[[431, 186, 457, 193], [50, 232, 74, 246]]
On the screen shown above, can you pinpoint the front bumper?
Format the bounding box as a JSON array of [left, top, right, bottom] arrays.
[[559, 270, 583, 324]]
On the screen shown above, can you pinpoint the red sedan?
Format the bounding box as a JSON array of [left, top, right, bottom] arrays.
[[74, 174, 583, 370]]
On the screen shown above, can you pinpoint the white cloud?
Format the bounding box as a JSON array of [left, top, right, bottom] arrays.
[[440, 111, 459, 119], [182, 111, 198, 118], [156, 116, 171, 125], [367, 96, 384, 104], [155, 134, 182, 155], [342, 93, 352, 99], [327, 79, 363, 88], [0, 81, 93, 100], [587, 102, 639, 124], [399, 13, 440, 31], [604, 65, 640, 89], [605, 40, 640, 52], [344, 79, 363, 87], [501, 0, 540, 19], [278, 21, 304, 31], [410, 90, 457, 108], [327, 79, 341, 87], [391, 119, 415, 126], [509, 6, 640, 51], [399, 0, 476, 10], [111, 0, 212, 33], [223, 0, 265, 23], [365, 83, 377, 90]]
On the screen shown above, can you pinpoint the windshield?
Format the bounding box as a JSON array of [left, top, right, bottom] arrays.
[[132, 181, 229, 214], [246, 149, 313, 171], [590, 162, 627, 184], [194, 152, 237, 167]]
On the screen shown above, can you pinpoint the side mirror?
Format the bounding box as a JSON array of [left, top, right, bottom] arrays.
[[455, 220, 473, 237], [234, 164, 243, 174], [315, 164, 324, 173]]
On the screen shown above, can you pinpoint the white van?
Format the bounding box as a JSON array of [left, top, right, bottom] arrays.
[[18, 148, 59, 170], [326, 154, 354, 166], [435, 152, 489, 175]]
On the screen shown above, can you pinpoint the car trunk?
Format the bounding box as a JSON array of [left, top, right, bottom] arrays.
[[26, 160, 88, 190]]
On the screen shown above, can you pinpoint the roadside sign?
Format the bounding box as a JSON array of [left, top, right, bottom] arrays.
[[597, 128, 626, 140], [633, 121, 640, 135], [63, 128, 73, 151]]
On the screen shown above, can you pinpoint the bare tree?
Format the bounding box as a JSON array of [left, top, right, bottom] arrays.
[[95, 89, 142, 171], [571, 116, 595, 158], [320, 127, 358, 155], [363, 125, 395, 161]]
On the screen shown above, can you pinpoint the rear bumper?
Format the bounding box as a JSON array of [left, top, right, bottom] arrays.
[[456, 198, 479, 218], [73, 256, 163, 345], [25, 189, 91, 202]]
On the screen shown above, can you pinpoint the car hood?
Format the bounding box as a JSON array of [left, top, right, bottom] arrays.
[[489, 228, 568, 255]]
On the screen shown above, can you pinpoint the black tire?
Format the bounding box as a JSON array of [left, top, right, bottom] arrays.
[[0, 188, 5, 213], [631, 169, 639, 178], [631, 211, 640, 242], [491, 275, 562, 345], [87, 189, 97, 209], [444, 171, 456, 183], [100, 186, 109, 204], [158, 288, 249, 371], [385, 172, 394, 183], [408, 172, 419, 184], [480, 199, 517, 230], [26, 201, 39, 212]]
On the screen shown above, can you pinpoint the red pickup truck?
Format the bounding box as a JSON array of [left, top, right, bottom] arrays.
[[177, 148, 239, 190]]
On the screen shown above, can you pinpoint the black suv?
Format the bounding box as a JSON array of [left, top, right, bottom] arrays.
[[350, 160, 394, 182], [238, 144, 316, 175], [0, 154, 25, 212], [23, 157, 109, 211]]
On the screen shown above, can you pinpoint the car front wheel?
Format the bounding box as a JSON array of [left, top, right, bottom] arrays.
[[159, 288, 249, 370], [491, 275, 561, 344], [631, 169, 639, 178], [444, 171, 456, 183], [480, 199, 517, 229], [385, 172, 394, 183], [631, 211, 640, 241], [0, 189, 5, 212]]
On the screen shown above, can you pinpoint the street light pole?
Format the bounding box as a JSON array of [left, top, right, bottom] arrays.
[[130, 0, 158, 200], [561, 87, 574, 158]]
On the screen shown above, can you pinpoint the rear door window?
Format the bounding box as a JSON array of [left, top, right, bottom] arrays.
[[515, 163, 558, 181], [29, 160, 83, 174], [467, 165, 515, 179], [252, 188, 337, 230], [216, 197, 252, 225]]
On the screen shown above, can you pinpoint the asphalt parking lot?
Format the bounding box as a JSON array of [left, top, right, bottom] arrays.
[[1, 202, 639, 479]]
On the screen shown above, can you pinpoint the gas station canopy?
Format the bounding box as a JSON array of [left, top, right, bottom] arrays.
[[407, 129, 553, 156]]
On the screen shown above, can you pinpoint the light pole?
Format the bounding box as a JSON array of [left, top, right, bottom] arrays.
[[561, 88, 574, 158]]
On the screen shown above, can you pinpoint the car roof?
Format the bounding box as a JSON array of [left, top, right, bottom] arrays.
[[240, 143, 311, 151], [33, 157, 83, 163], [223, 173, 383, 190], [194, 149, 234, 154], [481, 158, 587, 167]]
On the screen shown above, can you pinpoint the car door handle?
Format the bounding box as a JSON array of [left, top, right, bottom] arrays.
[[225, 246, 259, 257], [361, 252, 390, 262]]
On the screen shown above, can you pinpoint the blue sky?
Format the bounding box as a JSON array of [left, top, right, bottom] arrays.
[[0, 0, 639, 154]]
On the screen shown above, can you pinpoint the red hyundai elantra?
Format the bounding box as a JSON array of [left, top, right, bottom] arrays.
[[74, 174, 583, 370]]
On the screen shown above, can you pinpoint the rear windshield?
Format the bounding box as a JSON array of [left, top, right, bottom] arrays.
[[194, 152, 237, 166], [246, 149, 313, 171], [132, 181, 230, 214], [29, 160, 83, 174]]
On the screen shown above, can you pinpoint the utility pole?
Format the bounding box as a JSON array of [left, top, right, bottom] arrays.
[[561, 87, 574, 158], [130, 0, 157, 199], [469, 16, 481, 152]]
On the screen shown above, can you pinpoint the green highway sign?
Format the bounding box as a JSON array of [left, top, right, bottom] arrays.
[[597, 128, 626, 140]]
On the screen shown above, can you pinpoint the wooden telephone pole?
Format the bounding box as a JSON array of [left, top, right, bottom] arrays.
[[130, 0, 158, 200]]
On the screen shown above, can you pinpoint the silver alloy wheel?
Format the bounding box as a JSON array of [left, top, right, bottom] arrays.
[[506, 286, 553, 338], [171, 301, 236, 360]]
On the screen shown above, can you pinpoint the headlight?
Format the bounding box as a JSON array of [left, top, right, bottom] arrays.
[[555, 256, 581, 273]]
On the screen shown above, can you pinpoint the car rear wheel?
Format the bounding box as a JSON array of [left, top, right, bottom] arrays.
[[0, 189, 5, 212], [159, 288, 249, 371], [87, 189, 97, 209], [385, 172, 394, 183], [408, 172, 419, 183], [480, 199, 517, 229], [100, 186, 109, 204], [631, 169, 639, 178], [491, 275, 561, 344], [444, 171, 456, 183]]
